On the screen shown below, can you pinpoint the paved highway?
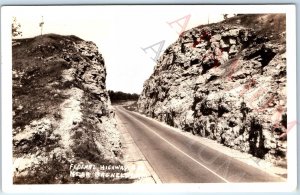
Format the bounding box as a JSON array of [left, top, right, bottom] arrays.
[[115, 106, 285, 183]]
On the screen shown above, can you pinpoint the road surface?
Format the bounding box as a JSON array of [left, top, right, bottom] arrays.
[[115, 106, 285, 183]]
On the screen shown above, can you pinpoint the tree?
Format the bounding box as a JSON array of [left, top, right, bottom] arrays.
[[223, 14, 228, 20], [12, 17, 22, 38], [108, 90, 139, 103]]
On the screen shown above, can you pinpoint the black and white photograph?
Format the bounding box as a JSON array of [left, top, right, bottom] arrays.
[[1, 4, 297, 193]]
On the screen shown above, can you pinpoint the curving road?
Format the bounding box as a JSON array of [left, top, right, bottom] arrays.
[[115, 106, 285, 183]]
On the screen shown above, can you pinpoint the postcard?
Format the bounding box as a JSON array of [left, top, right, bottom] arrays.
[[1, 4, 297, 193]]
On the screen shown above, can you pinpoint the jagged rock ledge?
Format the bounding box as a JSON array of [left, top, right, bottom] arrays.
[[12, 34, 130, 184], [138, 14, 287, 167]]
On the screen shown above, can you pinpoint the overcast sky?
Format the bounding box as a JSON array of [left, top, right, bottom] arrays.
[[10, 6, 235, 93]]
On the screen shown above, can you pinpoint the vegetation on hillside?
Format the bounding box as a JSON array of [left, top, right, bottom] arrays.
[[108, 90, 139, 103]]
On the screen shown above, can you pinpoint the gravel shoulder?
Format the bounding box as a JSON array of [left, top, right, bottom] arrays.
[[115, 109, 162, 183]]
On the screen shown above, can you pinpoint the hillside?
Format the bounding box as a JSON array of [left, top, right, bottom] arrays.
[[108, 90, 139, 103], [12, 34, 130, 184], [138, 14, 287, 167]]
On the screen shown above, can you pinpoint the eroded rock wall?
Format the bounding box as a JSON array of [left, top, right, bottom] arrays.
[[138, 14, 287, 166], [12, 34, 123, 183]]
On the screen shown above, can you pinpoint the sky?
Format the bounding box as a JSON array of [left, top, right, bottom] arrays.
[[9, 6, 234, 93]]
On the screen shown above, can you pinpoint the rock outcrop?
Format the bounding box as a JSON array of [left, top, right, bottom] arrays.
[[12, 34, 125, 183], [138, 14, 287, 166]]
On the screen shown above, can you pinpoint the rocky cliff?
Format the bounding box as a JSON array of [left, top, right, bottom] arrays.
[[12, 34, 126, 183], [138, 14, 287, 166]]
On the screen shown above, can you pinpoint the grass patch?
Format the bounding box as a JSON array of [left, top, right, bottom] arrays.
[[12, 35, 77, 129]]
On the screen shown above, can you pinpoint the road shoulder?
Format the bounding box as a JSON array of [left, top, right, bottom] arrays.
[[115, 113, 162, 184]]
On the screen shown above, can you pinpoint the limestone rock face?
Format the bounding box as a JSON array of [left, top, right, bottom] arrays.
[[12, 34, 122, 183], [138, 14, 287, 166]]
